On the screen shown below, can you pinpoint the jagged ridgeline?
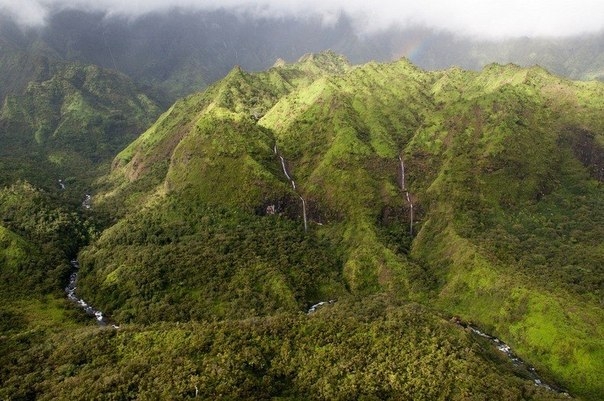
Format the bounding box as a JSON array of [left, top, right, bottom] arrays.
[[0, 39, 160, 189], [81, 52, 603, 398]]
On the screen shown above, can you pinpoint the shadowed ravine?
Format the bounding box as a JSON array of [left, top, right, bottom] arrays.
[[64, 194, 118, 328]]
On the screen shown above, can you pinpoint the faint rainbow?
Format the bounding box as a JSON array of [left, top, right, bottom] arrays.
[[391, 35, 430, 62]]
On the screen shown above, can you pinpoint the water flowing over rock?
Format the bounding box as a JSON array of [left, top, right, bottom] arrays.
[[307, 300, 336, 314], [453, 318, 569, 396], [65, 260, 118, 329], [274, 143, 308, 231], [82, 194, 92, 209], [399, 155, 414, 235], [299, 196, 307, 231]]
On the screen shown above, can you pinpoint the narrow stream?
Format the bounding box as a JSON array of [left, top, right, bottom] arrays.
[[454, 319, 569, 396], [65, 259, 118, 329], [307, 300, 336, 314]]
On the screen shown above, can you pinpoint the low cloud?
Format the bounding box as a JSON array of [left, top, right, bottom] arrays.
[[1, 0, 603, 38]]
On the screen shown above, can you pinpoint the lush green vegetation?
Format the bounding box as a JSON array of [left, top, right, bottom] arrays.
[[0, 41, 160, 190], [1, 52, 603, 400], [0, 181, 95, 361], [1, 297, 568, 400], [78, 194, 345, 323], [0, 181, 94, 293]]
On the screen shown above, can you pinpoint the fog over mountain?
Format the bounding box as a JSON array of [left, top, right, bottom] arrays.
[[0, 1, 603, 102], [0, 0, 604, 105], [2, 0, 604, 37]]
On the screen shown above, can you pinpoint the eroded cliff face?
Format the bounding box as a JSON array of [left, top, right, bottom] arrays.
[[561, 126, 604, 182]]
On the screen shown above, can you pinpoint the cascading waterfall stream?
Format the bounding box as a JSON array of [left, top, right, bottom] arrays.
[[64, 193, 118, 328], [399, 155, 405, 191], [274, 143, 307, 231], [300, 196, 307, 231], [399, 155, 413, 235]]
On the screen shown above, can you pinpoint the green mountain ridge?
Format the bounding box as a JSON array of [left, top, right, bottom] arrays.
[[4, 9, 603, 110], [71, 53, 604, 399]]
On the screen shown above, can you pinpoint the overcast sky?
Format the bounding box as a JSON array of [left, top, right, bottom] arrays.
[[1, 0, 603, 38]]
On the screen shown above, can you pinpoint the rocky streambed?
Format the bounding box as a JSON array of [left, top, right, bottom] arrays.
[[65, 259, 118, 329], [453, 318, 569, 396]]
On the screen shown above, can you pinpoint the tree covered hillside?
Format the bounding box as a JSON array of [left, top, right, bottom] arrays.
[[67, 52, 604, 399]]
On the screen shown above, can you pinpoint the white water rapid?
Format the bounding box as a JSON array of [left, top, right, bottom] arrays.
[[65, 259, 118, 329]]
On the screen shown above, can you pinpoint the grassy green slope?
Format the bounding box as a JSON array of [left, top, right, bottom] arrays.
[[80, 54, 603, 399], [98, 55, 348, 214], [410, 64, 604, 399], [260, 59, 433, 296], [261, 60, 603, 398], [78, 54, 355, 323]]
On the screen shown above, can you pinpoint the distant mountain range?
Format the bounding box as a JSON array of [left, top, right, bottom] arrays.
[[0, 34, 160, 189]]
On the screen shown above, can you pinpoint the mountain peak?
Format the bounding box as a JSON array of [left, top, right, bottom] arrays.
[[225, 65, 245, 76], [296, 50, 351, 75], [272, 58, 286, 68]]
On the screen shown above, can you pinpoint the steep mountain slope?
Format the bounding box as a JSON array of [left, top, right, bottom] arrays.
[[408, 65, 604, 398], [0, 41, 160, 191], [77, 53, 604, 399], [78, 53, 351, 323]]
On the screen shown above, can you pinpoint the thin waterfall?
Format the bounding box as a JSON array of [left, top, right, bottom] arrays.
[[274, 143, 308, 231], [279, 155, 292, 181], [400, 154, 413, 235], [409, 203, 414, 236], [300, 196, 308, 231], [398, 155, 406, 190]]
